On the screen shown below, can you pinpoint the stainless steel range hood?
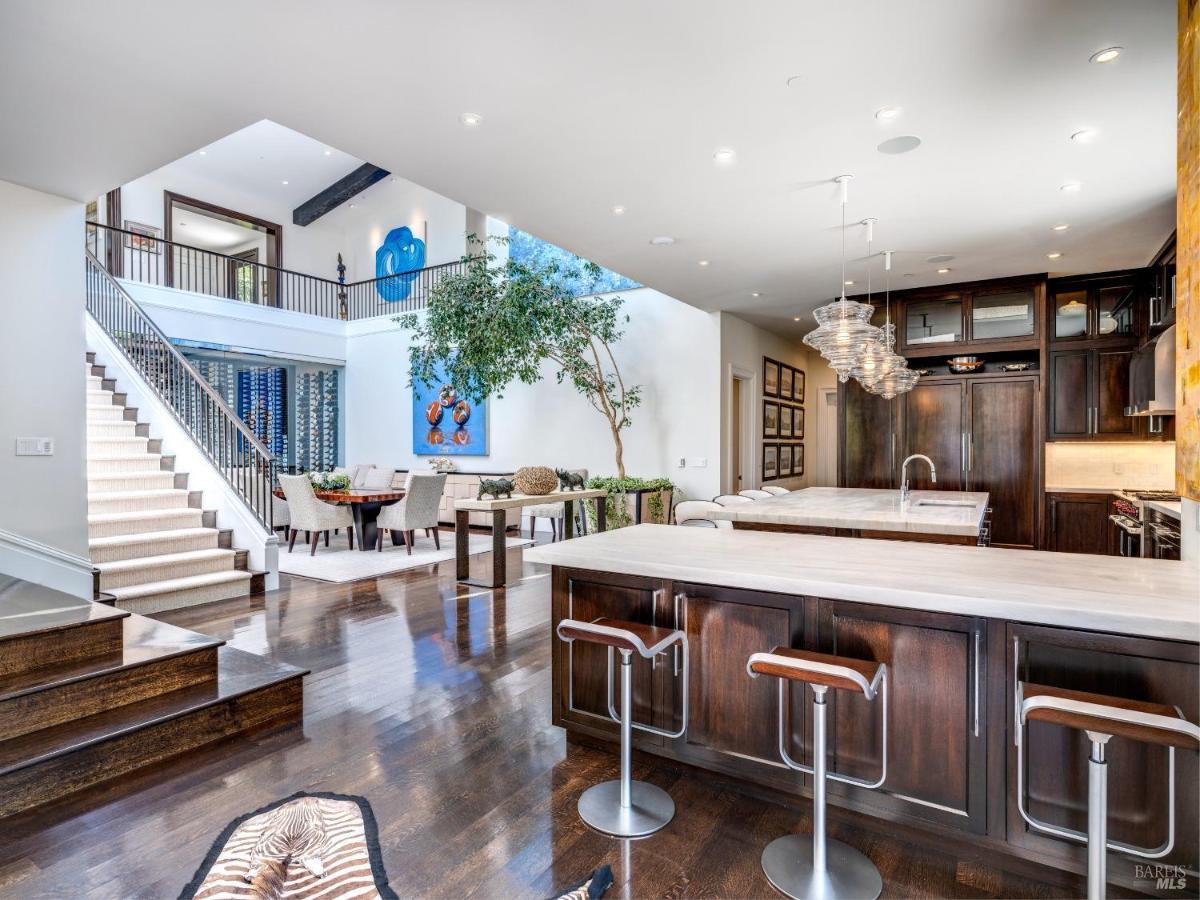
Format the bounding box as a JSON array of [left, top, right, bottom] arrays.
[[1127, 324, 1176, 417]]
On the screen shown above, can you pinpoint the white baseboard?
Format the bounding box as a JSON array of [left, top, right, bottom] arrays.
[[0, 527, 93, 598]]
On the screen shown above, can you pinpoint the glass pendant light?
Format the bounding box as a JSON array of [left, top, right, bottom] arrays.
[[850, 218, 888, 385], [802, 175, 881, 382], [864, 250, 920, 398]]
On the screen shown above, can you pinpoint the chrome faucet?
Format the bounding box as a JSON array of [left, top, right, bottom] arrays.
[[900, 454, 937, 504]]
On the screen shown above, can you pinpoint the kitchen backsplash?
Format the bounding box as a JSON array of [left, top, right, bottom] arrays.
[[1045, 442, 1177, 491]]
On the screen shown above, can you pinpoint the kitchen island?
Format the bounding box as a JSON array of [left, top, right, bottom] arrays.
[[706, 486, 990, 544], [526, 525, 1199, 896]]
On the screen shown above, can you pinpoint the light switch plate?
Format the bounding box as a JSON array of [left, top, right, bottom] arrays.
[[15, 437, 54, 456], [688, 457, 708, 468]]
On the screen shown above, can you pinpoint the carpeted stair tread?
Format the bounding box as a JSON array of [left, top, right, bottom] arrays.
[[0, 644, 307, 777], [87, 488, 190, 510], [105, 570, 251, 601], [88, 472, 177, 490], [87, 508, 201, 525], [0, 615, 222, 703], [96, 548, 236, 589], [89, 526, 219, 550]]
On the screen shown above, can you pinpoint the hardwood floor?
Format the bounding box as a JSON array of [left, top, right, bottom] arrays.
[[0, 539, 1085, 899]]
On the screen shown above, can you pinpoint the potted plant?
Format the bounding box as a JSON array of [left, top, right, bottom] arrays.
[[585, 476, 676, 531]]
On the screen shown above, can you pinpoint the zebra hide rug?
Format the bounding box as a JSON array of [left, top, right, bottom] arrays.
[[182, 791, 397, 900]]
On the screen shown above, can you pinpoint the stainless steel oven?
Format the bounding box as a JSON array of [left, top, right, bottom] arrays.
[[1111, 490, 1181, 558], [1109, 511, 1143, 557]]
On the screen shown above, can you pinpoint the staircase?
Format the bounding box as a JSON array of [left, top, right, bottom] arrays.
[[0, 576, 304, 818], [87, 352, 264, 613]]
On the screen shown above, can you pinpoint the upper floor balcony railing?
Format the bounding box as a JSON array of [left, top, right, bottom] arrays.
[[86, 222, 468, 321]]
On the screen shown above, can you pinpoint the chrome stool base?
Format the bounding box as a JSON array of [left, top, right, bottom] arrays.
[[761, 834, 882, 900], [577, 780, 675, 838]]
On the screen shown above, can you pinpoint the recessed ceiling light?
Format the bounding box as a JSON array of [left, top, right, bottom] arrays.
[[713, 148, 736, 165], [875, 106, 902, 121], [1052, 223, 1071, 231], [1090, 46, 1122, 64], [1060, 181, 1083, 192], [844, 280, 855, 286], [937, 267, 951, 274], [751, 292, 761, 298], [281, 180, 289, 185], [323, 149, 332, 156], [198, 150, 207, 156], [793, 316, 801, 322], [459, 112, 483, 126], [785, 75, 803, 88], [877, 135, 922, 155], [698, 260, 710, 267], [1047, 252, 1063, 260], [649, 236, 675, 246], [178, 221, 187, 227], [1070, 129, 1098, 144], [926, 254, 955, 264], [348, 203, 356, 209], [612, 205, 626, 215]]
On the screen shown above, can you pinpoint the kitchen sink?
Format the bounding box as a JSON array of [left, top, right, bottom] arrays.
[[911, 499, 976, 508]]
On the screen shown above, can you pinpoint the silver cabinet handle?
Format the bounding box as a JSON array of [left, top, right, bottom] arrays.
[[961, 432, 966, 472], [673, 592, 685, 676], [973, 627, 982, 737]]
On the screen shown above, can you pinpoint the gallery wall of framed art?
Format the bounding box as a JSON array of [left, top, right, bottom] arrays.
[[761, 356, 804, 483]]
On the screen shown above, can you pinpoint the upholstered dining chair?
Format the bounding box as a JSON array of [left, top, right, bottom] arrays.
[[761, 486, 790, 495], [739, 489, 773, 500], [376, 473, 447, 554], [713, 494, 755, 506], [673, 500, 732, 528], [526, 468, 588, 541], [278, 473, 355, 555]]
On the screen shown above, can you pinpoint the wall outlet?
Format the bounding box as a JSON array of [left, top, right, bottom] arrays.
[[688, 457, 708, 468], [15, 437, 54, 456]]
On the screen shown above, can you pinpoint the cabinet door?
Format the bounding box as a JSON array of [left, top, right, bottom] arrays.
[[819, 601, 987, 833], [903, 381, 965, 490], [670, 584, 807, 779], [1008, 625, 1199, 890], [552, 568, 666, 744], [1095, 348, 1138, 438], [968, 377, 1037, 548], [840, 379, 896, 489], [902, 295, 965, 351], [1045, 493, 1111, 555], [1047, 349, 1092, 439]]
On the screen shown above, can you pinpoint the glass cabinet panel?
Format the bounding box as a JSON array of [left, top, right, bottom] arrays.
[[971, 289, 1035, 340], [906, 297, 963, 346], [1053, 290, 1088, 339], [1095, 285, 1135, 337]]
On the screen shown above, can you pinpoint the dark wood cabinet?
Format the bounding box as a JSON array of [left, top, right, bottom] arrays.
[[967, 377, 1039, 548], [903, 381, 966, 491], [1047, 348, 1138, 441], [897, 276, 1042, 356], [1049, 273, 1142, 344], [1045, 492, 1113, 555], [1007, 624, 1199, 886], [839, 379, 898, 489], [819, 600, 988, 833]]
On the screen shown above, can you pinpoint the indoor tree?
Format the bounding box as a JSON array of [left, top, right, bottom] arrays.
[[395, 237, 642, 478]]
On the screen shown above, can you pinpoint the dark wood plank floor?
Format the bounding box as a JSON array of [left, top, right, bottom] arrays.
[[0, 539, 1084, 899]]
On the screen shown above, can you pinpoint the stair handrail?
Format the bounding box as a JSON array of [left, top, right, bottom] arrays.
[[85, 249, 275, 533]]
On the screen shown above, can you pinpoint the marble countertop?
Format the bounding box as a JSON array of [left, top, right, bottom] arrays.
[[1146, 499, 1183, 520], [705, 487, 989, 536], [524, 524, 1200, 642], [1045, 485, 1117, 495]]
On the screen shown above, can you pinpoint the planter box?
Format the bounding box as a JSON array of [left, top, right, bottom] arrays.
[[589, 488, 674, 530]]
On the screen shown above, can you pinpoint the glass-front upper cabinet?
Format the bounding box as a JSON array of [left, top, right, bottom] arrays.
[[1095, 285, 1136, 338], [1050, 278, 1140, 343], [904, 296, 963, 347], [1053, 290, 1089, 340], [971, 287, 1036, 341]]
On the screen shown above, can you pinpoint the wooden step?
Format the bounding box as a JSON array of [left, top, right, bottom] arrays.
[[0, 578, 129, 678], [0, 645, 306, 818], [0, 617, 222, 740]]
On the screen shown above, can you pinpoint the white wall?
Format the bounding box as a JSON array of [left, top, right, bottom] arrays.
[[719, 313, 813, 493], [0, 179, 91, 595], [344, 289, 722, 501], [341, 177, 467, 278]]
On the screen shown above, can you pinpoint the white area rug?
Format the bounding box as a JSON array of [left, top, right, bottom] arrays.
[[277, 532, 532, 583]]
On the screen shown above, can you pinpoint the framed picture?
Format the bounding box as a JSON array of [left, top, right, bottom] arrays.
[[779, 444, 793, 477], [763, 357, 780, 398], [792, 443, 805, 477], [780, 366, 793, 400], [779, 403, 793, 438], [762, 400, 779, 438], [411, 360, 490, 456], [792, 406, 805, 440], [123, 220, 162, 253], [792, 367, 806, 404], [762, 444, 779, 481]]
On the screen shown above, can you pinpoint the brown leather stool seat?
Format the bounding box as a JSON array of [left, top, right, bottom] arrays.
[[746, 647, 888, 900], [1017, 681, 1200, 900]]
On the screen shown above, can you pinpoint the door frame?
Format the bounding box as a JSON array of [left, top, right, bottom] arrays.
[[725, 364, 758, 493], [816, 385, 838, 486]]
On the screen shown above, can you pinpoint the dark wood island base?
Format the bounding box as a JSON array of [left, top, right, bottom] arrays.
[[550, 565, 1198, 898], [731, 520, 981, 545]]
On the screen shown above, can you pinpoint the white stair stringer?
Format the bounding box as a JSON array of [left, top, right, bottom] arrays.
[[84, 351, 268, 611]]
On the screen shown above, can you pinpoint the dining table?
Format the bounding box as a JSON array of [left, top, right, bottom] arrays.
[[274, 487, 406, 553]]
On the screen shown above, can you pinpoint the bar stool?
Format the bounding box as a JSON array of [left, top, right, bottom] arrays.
[[1016, 682, 1200, 900], [747, 647, 888, 900], [556, 617, 688, 838]]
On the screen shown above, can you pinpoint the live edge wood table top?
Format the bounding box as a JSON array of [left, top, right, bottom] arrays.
[[273, 488, 406, 503]]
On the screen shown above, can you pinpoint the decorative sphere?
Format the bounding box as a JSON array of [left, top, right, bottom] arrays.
[[452, 400, 471, 425], [425, 401, 444, 426], [514, 466, 558, 495], [438, 384, 457, 408]]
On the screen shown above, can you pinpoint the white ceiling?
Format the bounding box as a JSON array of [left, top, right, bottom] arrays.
[[0, 1, 1176, 333]]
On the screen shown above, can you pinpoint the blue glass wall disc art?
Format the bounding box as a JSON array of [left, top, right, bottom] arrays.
[[375, 226, 427, 301]]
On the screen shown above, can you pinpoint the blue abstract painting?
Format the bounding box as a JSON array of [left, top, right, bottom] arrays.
[[411, 361, 488, 456], [375, 226, 426, 301]]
